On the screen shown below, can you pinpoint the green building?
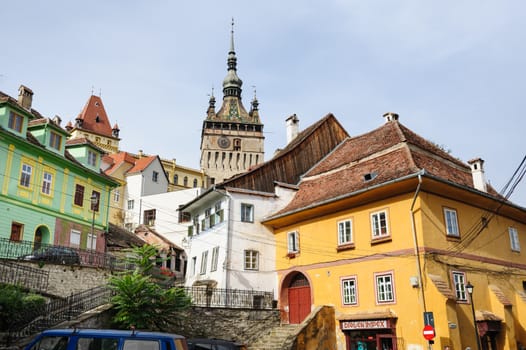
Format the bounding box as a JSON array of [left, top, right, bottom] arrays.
[[0, 85, 118, 252]]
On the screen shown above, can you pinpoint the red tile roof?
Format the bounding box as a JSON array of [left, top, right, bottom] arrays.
[[103, 151, 139, 175], [126, 155, 157, 174], [75, 95, 114, 138], [276, 119, 495, 215]]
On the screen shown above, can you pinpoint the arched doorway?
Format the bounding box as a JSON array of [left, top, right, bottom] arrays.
[[283, 272, 311, 324], [34, 226, 50, 250]]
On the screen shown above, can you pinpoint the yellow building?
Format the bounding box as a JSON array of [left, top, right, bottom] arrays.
[[160, 157, 205, 191], [263, 113, 526, 350]]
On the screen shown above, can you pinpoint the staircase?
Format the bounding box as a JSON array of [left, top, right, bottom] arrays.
[[248, 324, 301, 350]]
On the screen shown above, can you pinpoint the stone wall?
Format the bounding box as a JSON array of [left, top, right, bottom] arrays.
[[16, 261, 112, 296], [291, 305, 336, 350], [170, 307, 281, 345]]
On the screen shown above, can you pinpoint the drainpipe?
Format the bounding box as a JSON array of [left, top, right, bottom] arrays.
[[224, 188, 233, 290], [410, 171, 427, 313]]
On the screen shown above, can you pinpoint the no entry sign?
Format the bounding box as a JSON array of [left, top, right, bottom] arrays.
[[423, 324, 436, 340]]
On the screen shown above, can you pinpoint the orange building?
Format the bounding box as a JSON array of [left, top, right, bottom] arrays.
[[263, 113, 526, 350]]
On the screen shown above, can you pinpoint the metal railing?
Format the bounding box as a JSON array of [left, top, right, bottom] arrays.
[[182, 287, 275, 309], [0, 260, 49, 292], [0, 237, 123, 269], [5, 286, 113, 343]]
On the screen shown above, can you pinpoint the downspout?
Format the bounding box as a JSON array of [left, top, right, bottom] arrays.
[[410, 171, 427, 313], [224, 187, 233, 290]]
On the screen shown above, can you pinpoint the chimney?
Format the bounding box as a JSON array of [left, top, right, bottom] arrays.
[[18, 85, 34, 110], [286, 114, 300, 144], [138, 150, 144, 158], [52, 115, 62, 126], [468, 158, 487, 192], [383, 112, 399, 123]]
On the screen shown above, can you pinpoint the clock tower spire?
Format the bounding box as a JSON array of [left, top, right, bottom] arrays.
[[200, 19, 265, 186]]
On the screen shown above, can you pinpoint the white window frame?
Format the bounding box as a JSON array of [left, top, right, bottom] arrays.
[[375, 272, 395, 304], [244, 250, 259, 270], [211, 246, 219, 272], [20, 163, 32, 187], [444, 208, 460, 237], [87, 150, 97, 167], [241, 203, 254, 223], [127, 199, 134, 210], [341, 276, 358, 305], [87, 232, 97, 250], [371, 210, 389, 238], [113, 189, 120, 202], [288, 231, 299, 253], [338, 219, 353, 245], [509, 227, 520, 252], [452, 271, 467, 301], [200, 250, 208, 275], [70, 229, 81, 248], [41, 172, 52, 195]]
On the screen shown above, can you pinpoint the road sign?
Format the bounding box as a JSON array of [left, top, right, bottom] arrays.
[[423, 324, 436, 340]]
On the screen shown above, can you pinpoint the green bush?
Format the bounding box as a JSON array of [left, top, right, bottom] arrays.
[[0, 284, 46, 331]]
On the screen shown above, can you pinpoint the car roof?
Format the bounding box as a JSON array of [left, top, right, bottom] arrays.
[[187, 338, 243, 345], [38, 329, 185, 339]]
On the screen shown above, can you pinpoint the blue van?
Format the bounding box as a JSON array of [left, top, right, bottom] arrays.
[[24, 328, 188, 350]]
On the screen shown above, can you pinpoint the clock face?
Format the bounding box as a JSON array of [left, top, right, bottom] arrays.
[[218, 136, 231, 149]]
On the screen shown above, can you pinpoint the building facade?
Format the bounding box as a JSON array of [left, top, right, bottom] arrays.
[[263, 113, 526, 350], [0, 85, 118, 253], [200, 23, 264, 185]]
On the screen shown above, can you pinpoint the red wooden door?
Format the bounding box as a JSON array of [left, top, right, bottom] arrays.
[[288, 285, 311, 324]]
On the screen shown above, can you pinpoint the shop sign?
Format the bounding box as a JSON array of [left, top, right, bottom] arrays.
[[341, 319, 389, 330]]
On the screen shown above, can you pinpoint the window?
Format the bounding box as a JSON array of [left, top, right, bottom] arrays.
[[41, 172, 53, 195], [70, 229, 81, 247], [144, 209, 156, 226], [193, 179, 198, 188], [288, 231, 299, 254], [191, 257, 197, 276], [87, 150, 97, 167], [233, 138, 241, 151], [87, 232, 97, 250], [10, 222, 23, 241], [452, 271, 467, 301], [509, 227, 520, 252], [20, 163, 32, 187], [341, 277, 357, 305], [215, 202, 224, 224], [193, 216, 200, 235], [183, 176, 188, 187], [203, 208, 212, 230], [375, 272, 395, 303], [173, 174, 178, 185], [113, 189, 120, 202], [74, 184, 85, 206], [200, 251, 208, 275], [8, 112, 23, 132], [49, 131, 62, 150], [444, 208, 460, 237], [127, 200, 134, 210], [338, 219, 353, 245], [371, 210, 389, 238], [241, 203, 254, 223], [91, 191, 100, 212], [211, 246, 219, 272], [244, 250, 259, 270], [152, 171, 159, 182]]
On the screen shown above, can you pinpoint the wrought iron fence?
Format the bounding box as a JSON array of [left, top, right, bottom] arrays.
[[181, 286, 275, 309], [0, 260, 49, 292], [0, 237, 123, 269], [5, 286, 113, 343]]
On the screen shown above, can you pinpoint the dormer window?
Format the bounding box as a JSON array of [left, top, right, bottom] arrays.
[[49, 131, 62, 150], [364, 172, 378, 182], [87, 150, 97, 167], [8, 112, 23, 132]]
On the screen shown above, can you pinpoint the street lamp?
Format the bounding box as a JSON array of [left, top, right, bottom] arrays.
[[90, 194, 99, 250], [465, 282, 481, 350]]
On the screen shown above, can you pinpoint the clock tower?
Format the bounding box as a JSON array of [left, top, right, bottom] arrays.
[[200, 21, 264, 186]]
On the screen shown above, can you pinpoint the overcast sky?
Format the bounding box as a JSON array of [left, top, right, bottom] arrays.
[[2, 1, 525, 206]]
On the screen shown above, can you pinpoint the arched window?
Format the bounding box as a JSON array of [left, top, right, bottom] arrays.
[[193, 179, 198, 188], [173, 174, 178, 185], [183, 176, 188, 187]]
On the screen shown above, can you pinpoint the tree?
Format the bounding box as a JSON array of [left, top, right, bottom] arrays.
[[108, 245, 191, 330]]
